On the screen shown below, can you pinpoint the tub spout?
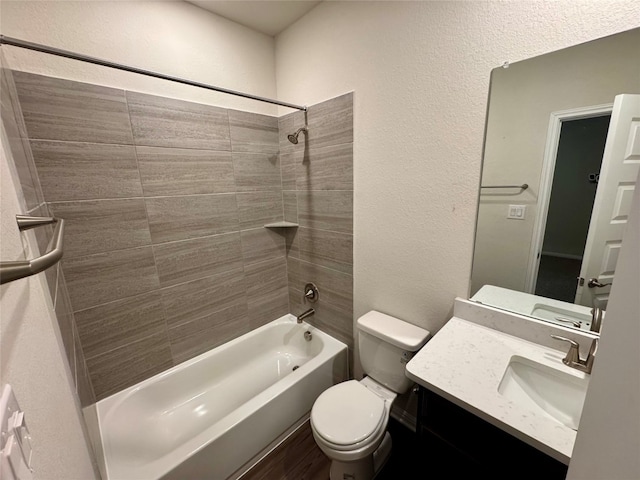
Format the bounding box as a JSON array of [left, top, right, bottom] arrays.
[[297, 308, 315, 324]]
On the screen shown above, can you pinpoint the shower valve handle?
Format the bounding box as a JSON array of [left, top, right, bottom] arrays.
[[304, 282, 319, 303]]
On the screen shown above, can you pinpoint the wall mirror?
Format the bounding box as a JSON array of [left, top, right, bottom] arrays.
[[470, 27, 640, 333]]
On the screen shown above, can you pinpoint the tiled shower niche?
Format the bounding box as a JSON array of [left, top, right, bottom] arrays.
[[5, 69, 353, 402]]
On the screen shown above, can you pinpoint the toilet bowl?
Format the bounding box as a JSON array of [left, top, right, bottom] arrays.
[[310, 311, 430, 480]]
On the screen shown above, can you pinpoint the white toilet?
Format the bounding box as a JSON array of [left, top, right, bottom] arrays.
[[310, 311, 430, 480]]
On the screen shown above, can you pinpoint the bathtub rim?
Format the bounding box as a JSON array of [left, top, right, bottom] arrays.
[[88, 314, 348, 480]]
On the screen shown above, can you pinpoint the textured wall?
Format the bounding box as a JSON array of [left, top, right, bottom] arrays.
[[0, 73, 98, 479], [275, 1, 640, 342], [0, 1, 278, 115]]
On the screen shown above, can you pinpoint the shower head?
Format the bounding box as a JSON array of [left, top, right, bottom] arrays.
[[287, 127, 307, 144]]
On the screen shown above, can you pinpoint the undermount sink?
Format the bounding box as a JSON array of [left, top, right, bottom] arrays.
[[498, 355, 590, 430]]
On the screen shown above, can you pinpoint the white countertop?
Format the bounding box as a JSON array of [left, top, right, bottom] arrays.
[[406, 316, 587, 464]]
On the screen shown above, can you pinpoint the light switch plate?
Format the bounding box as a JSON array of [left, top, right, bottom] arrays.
[[507, 205, 526, 220]]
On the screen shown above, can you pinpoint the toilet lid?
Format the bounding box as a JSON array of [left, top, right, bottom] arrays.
[[311, 380, 385, 446]]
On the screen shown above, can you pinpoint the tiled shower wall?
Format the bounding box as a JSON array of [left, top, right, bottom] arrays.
[[9, 70, 353, 401], [279, 96, 354, 351], [1, 68, 95, 406]]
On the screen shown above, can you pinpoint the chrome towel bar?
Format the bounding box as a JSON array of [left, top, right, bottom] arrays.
[[480, 184, 529, 190], [0, 215, 65, 285]]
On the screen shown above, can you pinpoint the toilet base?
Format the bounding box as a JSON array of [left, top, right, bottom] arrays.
[[328, 432, 392, 480]]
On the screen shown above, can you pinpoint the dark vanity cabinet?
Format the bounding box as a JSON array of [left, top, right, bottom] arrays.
[[417, 387, 569, 479]]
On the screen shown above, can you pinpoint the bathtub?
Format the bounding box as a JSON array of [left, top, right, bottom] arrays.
[[85, 314, 348, 480]]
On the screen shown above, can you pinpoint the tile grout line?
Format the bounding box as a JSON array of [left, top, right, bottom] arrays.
[[123, 92, 176, 366]]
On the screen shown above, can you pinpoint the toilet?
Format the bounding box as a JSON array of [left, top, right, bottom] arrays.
[[310, 311, 430, 480]]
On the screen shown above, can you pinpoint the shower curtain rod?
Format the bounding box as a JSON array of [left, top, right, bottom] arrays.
[[0, 35, 307, 112]]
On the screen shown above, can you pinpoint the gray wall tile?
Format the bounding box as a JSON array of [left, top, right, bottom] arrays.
[[153, 232, 243, 287], [74, 291, 166, 359], [13, 71, 133, 145], [9, 70, 354, 402], [240, 227, 286, 266], [297, 191, 353, 234], [245, 257, 288, 299], [306, 92, 353, 149], [288, 258, 354, 350], [63, 247, 159, 311], [287, 258, 353, 316], [54, 278, 76, 377], [296, 143, 353, 191], [160, 268, 247, 328], [232, 152, 282, 191], [229, 110, 279, 154], [145, 194, 239, 244], [250, 291, 289, 330], [75, 336, 96, 407], [49, 199, 151, 257], [289, 286, 354, 350], [237, 191, 283, 229], [85, 332, 173, 400], [31, 141, 142, 201], [245, 257, 289, 329], [292, 227, 353, 275], [136, 146, 235, 196], [278, 110, 306, 152], [283, 191, 298, 224], [30, 204, 55, 289], [169, 302, 249, 364], [279, 150, 298, 191], [126, 91, 230, 150], [1, 69, 45, 210], [44, 261, 59, 312]]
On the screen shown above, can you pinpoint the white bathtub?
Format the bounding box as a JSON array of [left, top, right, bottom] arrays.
[[85, 314, 348, 480]]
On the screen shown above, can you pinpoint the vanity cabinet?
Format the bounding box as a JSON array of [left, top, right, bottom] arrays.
[[417, 387, 568, 479]]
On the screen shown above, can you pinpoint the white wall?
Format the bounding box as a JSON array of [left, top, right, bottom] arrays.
[[567, 168, 640, 479], [0, 127, 97, 479], [275, 1, 640, 335], [0, 0, 279, 115]]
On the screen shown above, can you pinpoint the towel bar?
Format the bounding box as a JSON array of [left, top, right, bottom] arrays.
[[0, 215, 65, 285], [480, 184, 529, 190]]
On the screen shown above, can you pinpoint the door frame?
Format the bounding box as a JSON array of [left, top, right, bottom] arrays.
[[524, 103, 613, 294]]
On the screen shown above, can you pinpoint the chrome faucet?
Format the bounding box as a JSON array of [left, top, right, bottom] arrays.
[[297, 308, 315, 324], [551, 335, 598, 374]]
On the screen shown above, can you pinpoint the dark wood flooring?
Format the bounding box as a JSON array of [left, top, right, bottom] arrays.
[[240, 417, 422, 480], [535, 254, 581, 303]]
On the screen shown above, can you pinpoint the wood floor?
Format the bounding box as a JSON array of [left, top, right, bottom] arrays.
[[240, 420, 330, 480], [239, 417, 421, 480]]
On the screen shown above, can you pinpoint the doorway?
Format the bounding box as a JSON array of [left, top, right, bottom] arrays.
[[534, 115, 611, 302]]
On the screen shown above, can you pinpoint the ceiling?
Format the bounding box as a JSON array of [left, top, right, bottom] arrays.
[[187, 1, 321, 37]]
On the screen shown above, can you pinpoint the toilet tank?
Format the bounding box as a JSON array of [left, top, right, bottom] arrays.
[[357, 311, 430, 394]]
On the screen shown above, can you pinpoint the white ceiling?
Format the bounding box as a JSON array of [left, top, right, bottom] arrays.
[[186, 1, 321, 37]]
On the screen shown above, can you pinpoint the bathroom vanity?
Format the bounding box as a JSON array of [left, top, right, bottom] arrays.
[[416, 388, 567, 478], [406, 298, 597, 477]]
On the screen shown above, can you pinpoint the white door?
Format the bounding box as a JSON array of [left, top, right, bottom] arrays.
[[576, 94, 640, 308]]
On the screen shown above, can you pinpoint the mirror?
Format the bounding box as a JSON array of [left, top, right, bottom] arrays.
[[470, 27, 640, 332]]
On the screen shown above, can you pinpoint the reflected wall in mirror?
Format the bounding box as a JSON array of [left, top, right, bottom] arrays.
[[471, 27, 640, 332]]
